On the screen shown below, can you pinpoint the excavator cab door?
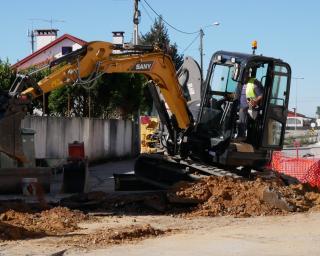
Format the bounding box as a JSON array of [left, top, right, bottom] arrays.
[[260, 62, 291, 149]]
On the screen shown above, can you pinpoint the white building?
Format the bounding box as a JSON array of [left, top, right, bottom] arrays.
[[12, 30, 87, 71], [286, 116, 304, 128]]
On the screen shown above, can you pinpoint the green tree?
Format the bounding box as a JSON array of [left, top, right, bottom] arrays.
[[48, 87, 70, 116], [98, 73, 148, 119], [137, 17, 184, 115], [49, 83, 97, 117], [140, 16, 184, 70], [48, 73, 148, 119], [0, 58, 15, 91]]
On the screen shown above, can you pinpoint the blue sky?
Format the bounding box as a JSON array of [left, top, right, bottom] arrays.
[[0, 0, 319, 116]]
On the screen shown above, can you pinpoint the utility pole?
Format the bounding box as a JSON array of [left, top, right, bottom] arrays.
[[199, 22, 220, 82], [133, 0, 141, 154], [133, 0, 141, 45], [292, 77, 304, 130], [199, 28, 204, 82]]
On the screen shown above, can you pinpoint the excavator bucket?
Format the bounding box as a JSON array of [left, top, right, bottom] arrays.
[[0, 96, 29, 163]]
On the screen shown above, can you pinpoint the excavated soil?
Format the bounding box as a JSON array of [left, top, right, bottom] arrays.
[[169, 176, 320, 217], [1, 173, 320, 242], [0, 207, 88, 240], [63, 224, 171, 248]]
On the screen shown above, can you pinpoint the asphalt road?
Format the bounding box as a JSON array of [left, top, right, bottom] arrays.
[[89, 158, 135, 192]]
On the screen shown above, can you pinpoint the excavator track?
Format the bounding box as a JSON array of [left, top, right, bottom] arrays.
[[134, 153, 243, 189]]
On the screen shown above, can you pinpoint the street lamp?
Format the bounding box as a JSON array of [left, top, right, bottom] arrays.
[[199, 22, 220, 82], [292, 76, 304, 130]]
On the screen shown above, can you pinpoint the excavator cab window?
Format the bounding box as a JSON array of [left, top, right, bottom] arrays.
[[252, 63, 269, 87], [197, 63, 238, 142], [210, 64, 238, 94]]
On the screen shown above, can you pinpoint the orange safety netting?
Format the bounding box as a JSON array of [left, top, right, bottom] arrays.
[[270, 151, 320, 188]]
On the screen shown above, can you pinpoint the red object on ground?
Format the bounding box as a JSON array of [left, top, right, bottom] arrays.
[[271, 151, 320, 188], [140, 116, 151, 125], [68, 141, 85, 159]]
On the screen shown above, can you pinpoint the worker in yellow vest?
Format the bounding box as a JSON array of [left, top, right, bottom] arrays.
[[237, 70, 263, 140]]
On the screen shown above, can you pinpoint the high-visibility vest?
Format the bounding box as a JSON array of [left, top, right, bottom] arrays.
[[245, 78, 256, 99]]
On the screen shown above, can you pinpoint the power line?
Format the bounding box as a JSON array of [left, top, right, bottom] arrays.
[[141, 1, 199, 57], [182, 33, 200, 53], [141, 2, 155, 23], [142, 0, 199, 35]]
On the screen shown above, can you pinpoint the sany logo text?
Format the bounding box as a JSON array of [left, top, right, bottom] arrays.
[[131, 61, 154, 71]]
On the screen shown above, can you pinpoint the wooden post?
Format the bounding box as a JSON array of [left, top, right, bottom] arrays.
[[67, 93, 71, 117]]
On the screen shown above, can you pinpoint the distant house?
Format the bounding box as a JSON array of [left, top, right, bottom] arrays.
[[287, 111, 305, 118], [12, 29, 87, 72], [286, 110, 314, 129]]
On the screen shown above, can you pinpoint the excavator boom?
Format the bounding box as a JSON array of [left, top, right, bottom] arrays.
[[0, 41, 192, 162], [22, 41, 191, 129]]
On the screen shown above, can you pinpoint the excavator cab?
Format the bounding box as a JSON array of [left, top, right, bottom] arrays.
[[183, 51, 291, 169]]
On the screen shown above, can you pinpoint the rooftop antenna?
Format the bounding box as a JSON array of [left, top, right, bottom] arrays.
[[30, 17, 65, 30], [27, 29, 35, 53]]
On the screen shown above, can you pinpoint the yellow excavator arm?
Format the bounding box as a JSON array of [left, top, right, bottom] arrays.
[[21, 41, 191, 130], [0, 41, 192, 162]]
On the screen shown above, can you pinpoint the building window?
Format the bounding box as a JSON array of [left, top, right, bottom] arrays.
[[62, 46, 72, 55], [287, 118, 302, 125]]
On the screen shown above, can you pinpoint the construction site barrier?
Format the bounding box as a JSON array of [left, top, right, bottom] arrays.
[[271, 151, 320, 188]]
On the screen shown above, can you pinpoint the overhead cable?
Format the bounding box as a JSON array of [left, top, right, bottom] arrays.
[[182, 33, 200, 53], [141, 2, 155, 23], [142, 0, 199, 35]]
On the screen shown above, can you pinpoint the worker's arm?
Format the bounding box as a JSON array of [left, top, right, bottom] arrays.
[[21, 41, 191, 130], [248, 79, 263, 107], [249, 95, 263, 107]]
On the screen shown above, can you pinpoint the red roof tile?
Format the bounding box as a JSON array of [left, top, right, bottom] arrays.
[[287, 111, 305, 118]]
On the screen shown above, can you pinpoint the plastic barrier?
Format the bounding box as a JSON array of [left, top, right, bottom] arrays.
[[271, 151, 320, 188], [302, 160, 320, 188]]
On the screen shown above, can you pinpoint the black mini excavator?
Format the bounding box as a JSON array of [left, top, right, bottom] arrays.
[[136, 49, 291, 188]]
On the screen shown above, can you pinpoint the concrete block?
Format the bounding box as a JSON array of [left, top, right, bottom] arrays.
[[0, 167, 51, 194]]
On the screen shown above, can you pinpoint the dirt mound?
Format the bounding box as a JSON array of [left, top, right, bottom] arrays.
[[169, 176, 320, 217], [65, 224, 170, 248], [0, 207, 88, 240]]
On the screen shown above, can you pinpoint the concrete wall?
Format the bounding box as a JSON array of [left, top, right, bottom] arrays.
[[21, 116, 137, 160]]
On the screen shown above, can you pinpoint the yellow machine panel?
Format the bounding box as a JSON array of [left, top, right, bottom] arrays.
[[140, 116, 160, 153]]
